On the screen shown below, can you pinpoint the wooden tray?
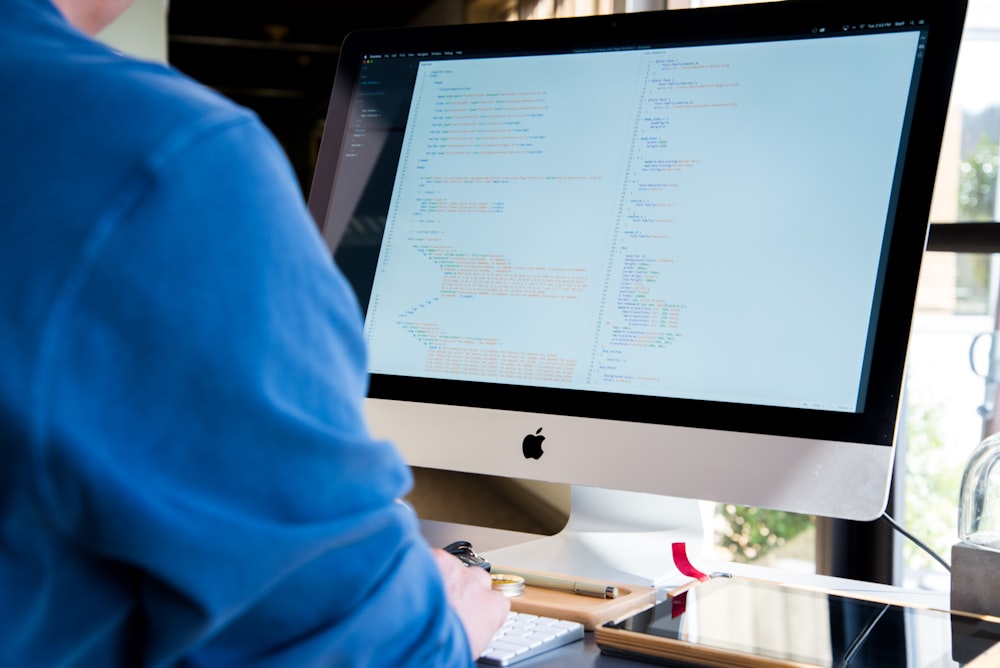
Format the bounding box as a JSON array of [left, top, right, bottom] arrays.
[[493, 565, 657, 631]]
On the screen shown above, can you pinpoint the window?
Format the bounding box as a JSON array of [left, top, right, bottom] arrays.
[[903, 0, 1000, 588]]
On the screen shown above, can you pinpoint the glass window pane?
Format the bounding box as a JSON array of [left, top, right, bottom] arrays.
[[905, 0, 999, 588]]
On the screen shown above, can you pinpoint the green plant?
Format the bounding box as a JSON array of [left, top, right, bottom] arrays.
[[716, 504, 813, 562], [903, 401, 965, 572], [959, 134, 998, 222]]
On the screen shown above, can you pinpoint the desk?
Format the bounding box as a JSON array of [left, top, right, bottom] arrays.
[[420, 520, 988, 667], [483, 568, 992, 667], [478, 570, 962, 667], [519, 622, 1000, 668]]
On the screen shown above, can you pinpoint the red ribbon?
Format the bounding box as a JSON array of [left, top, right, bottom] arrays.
[[672, 541, 710, 582]]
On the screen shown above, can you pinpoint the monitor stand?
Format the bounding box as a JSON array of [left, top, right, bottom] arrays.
[[482, 486, 711, 587]]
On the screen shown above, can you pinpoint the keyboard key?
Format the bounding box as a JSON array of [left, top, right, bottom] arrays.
[[477, 611, 584, 666]]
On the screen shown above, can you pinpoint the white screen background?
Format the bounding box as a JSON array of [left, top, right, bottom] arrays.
[[364, 31, 921, 412]]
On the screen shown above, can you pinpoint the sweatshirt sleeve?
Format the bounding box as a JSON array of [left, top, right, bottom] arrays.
[[32, 111, 474, 667]]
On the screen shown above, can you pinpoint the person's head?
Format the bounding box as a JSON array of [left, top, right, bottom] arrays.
[[50, 0, 135, 35]]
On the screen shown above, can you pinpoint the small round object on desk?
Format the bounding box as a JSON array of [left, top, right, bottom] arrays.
[[491, 573, 525, 597]]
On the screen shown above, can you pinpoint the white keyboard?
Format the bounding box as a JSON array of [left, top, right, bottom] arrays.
[[477, 611, 585, 666]]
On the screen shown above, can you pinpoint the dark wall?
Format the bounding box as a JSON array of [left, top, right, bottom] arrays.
[[168, 1, 441, 194]]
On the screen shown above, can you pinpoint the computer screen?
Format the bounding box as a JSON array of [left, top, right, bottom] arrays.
[[308, 0, 966, 583]]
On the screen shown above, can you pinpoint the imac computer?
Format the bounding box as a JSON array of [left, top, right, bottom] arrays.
[[307, 0, 966, 584]]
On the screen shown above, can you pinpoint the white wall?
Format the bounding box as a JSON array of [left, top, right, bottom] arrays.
[[97, 0, 168, 62]]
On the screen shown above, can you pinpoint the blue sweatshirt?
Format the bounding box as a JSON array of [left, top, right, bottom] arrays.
[[0, 0, 472, 664]]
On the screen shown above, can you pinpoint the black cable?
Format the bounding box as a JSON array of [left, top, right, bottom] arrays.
[[834, 602, 891, 668], [880, 512, 951, 573]]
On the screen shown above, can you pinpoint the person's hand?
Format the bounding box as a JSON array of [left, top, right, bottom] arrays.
[[431, 548, 510, 659]]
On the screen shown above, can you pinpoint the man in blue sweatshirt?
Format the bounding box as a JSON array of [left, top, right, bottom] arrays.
[[0, 0, 509, 664]]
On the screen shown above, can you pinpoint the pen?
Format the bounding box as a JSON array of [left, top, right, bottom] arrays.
[[498, 570, 619, 599]]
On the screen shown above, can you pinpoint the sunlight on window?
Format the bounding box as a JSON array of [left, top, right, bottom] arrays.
[[905, 0, 999, 589]]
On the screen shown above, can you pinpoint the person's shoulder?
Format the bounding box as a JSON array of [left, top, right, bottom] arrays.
[[48, 41, 277, 198], [4, 7, 256, 142], [85, 48, 258, 148]]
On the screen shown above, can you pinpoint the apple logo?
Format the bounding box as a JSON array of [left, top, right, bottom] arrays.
[[522, 428, 545, 459]]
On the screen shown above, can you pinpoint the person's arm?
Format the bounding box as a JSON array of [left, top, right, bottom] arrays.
[[37, 112, 503, 666]]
